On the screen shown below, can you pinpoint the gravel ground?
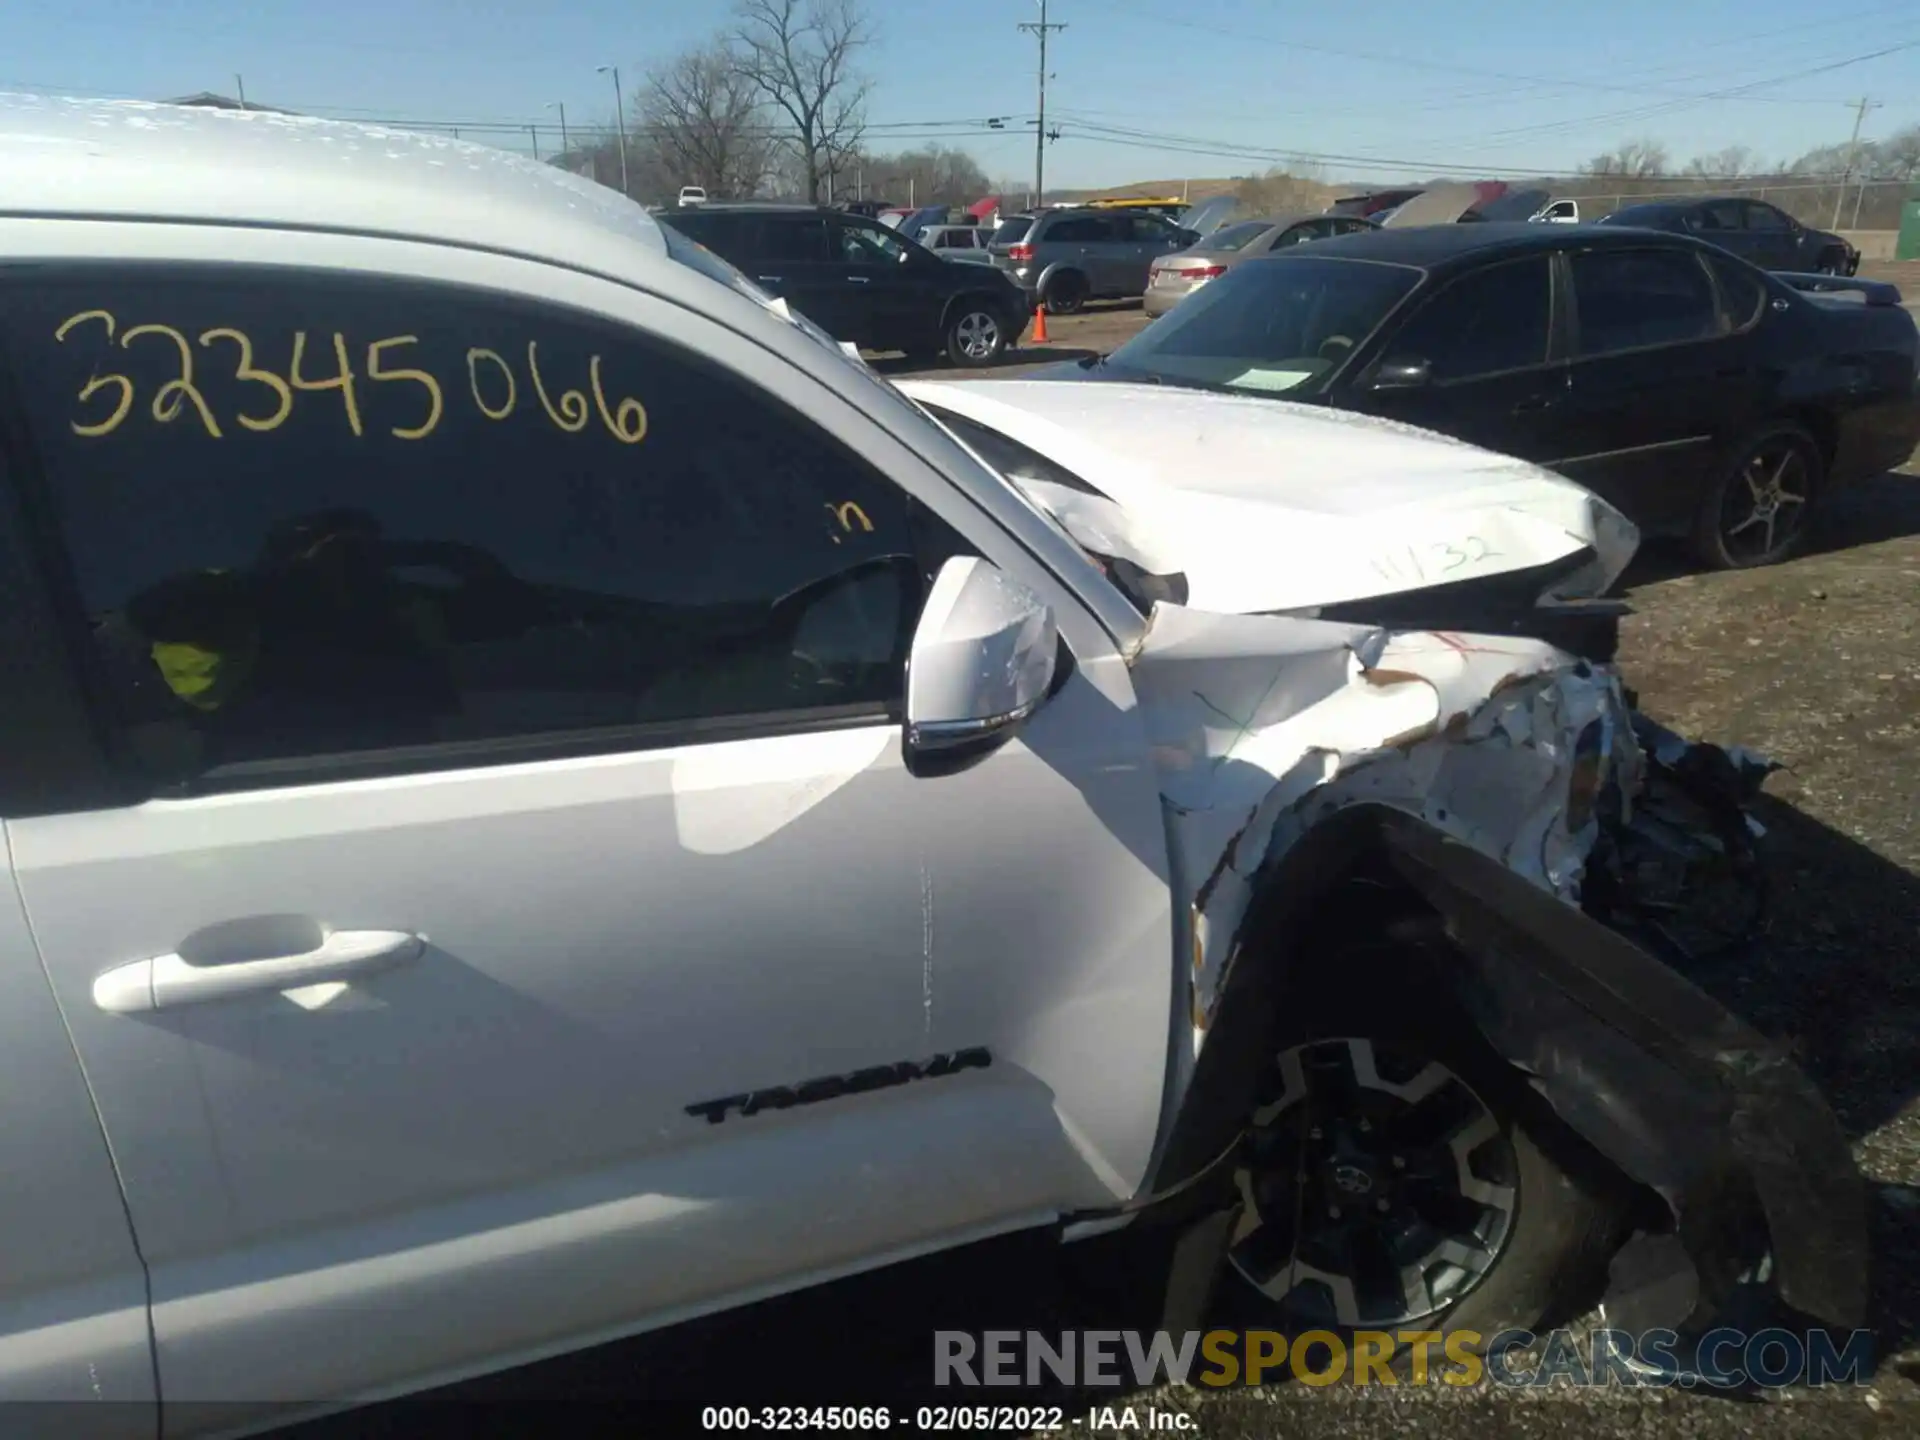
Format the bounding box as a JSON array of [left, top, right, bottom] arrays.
[[276, 270, 1920, 1440]]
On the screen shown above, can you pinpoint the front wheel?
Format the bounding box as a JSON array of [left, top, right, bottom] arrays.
[[1222, 979, 1619, 1350], [1691, 423, 1823, 570], [943, 305, 1007, 368]]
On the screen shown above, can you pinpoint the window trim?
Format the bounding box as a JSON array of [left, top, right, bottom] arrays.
[[1371, 253, 1560, 388], [0, 258, 959, 813], [1562, 245, 1731, 363]]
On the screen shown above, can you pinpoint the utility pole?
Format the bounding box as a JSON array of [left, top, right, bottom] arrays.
[[598, 65, 629, 195], [529, 125, 540, 161], [234, 74, 247, 108], [548, 102, 571, 163], [1832, 95, 1879, 230], [1018, 0, 1065, 209]]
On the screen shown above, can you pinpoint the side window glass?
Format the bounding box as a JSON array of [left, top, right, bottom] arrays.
[[1385, 257, 1552, 382], [1049, 217, 1114, 244], [1743, 203, 1791, 232], [1570, 249, 1721, 356], [7, 271, 930, 791], [1707, 255, 1766, 328], [760, 216, 833, 263], [839, 222, 911, 265], [1688, 203, 1743, 233]]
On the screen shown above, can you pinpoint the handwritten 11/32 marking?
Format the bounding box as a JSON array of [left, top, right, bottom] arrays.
[[53, 311, 648, 446], [1370, 536, 1501, 585]]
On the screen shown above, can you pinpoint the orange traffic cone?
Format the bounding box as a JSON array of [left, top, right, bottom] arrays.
[[1031, 301, 1050, 345]]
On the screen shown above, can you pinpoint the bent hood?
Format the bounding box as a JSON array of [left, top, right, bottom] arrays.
[[895, 378, 1639, 615]]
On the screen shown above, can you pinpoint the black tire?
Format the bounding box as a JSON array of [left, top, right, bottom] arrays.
[[1217, 960, 1621, 1361], [1691, 422, 1823, 570], [1041, 270, 1088, 316], [943, 303, 1008, 369], [1815, 249, 1845, 276]]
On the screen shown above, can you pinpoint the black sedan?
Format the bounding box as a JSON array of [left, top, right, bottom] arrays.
[[1597, 195, 1859, 275], [1061, 223, 1920, 568]]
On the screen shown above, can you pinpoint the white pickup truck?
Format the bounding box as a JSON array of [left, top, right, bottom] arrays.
[[0, 95, 1863, 1437]]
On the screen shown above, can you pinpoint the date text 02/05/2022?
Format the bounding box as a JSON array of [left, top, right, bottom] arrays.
[[699, 1405, 1196, 1432]]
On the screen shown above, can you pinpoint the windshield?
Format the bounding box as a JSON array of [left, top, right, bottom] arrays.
[[1205, 221, 1277, 253], [1102, 255, 1424, 397], [1598, 205, 1666, 227]]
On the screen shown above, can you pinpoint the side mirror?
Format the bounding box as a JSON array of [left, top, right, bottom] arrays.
[[903, 556, 1058, 778], [1367, 355, 1432, 391]]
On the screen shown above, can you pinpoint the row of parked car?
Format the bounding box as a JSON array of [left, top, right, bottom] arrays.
[[656, 187, 1907, 572], [0, 95, 1903, 1433]]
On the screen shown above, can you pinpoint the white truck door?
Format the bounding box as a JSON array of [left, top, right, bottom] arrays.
[[0, 234, 1173, 1430], [0, 857, 155, 1435]]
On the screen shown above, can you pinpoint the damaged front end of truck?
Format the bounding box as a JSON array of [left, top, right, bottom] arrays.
[[1129, 603, 1867, 1353]]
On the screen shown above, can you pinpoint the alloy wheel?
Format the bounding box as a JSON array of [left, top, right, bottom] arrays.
[[1227, 1037, 1520, 1329], [1719, 438, 1811, 564], [953, 310, 1001, 362]]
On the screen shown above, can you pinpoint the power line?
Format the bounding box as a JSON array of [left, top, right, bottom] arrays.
[[1435, 37, 1920, 149], [1051, 116, 1903, 183], [1097, 1, 1917, 107]]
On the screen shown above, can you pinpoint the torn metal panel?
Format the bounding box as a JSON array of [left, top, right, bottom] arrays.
[[1379, 816, 1868, 1332], [1131, 604, 1643, 1047]]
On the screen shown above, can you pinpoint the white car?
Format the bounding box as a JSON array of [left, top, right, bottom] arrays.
[[0, 94, 1861, 1435], [676, 184, 708, 206]]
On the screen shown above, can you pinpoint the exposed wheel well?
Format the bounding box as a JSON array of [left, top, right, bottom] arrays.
[[941, 292, 1015, 329], [1147, 818, 1659, 1229], [1782, 408, 1838, 473]]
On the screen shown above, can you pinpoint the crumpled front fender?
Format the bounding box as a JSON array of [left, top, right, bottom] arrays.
[[1380, 812, 1868, 1332]]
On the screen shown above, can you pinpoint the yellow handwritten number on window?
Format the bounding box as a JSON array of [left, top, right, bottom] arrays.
[[289, 331, 365, 437], [199, 328, 294, 433], [526, 341, 589, 433], [53, 310, 136, 438], [366, 336, 445, 440], [122, 324, 222, 438], [466, 348, 517, 421], [827, 501, 874, 533], [588, 355, 647, 444]]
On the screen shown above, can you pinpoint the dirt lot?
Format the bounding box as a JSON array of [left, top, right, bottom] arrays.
[[282, 268, 1920, 1439]]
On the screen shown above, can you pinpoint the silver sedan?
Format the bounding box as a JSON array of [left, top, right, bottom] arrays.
[[1142, 212, 1377, 316]]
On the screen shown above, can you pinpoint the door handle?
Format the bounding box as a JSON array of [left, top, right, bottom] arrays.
[[847, 274, 870, 283], [1511, 393, 1562, 415], [92, 930, 423, 1014], [757, 275, 782, 284]]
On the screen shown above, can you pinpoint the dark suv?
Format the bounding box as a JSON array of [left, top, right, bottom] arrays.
[[657, 204, 1030, 367]]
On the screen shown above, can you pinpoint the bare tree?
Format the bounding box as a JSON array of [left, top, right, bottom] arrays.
[[851, 145, 991, 206], [640, 42, 776, 200], [1686, 144, 1753, 179], [1234, 165, 1331, 215], [1582, 139, 1669, 178], [730, 0, 872, 203], [1869, 123, 1920, 181]]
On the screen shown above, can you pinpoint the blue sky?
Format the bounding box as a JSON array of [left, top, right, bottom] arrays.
[[5, 0, 1917, 189]]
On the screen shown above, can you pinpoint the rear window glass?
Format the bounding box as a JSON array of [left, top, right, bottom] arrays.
[[992, 218, 1034, 245], [1206, 222, 1275, 253]]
